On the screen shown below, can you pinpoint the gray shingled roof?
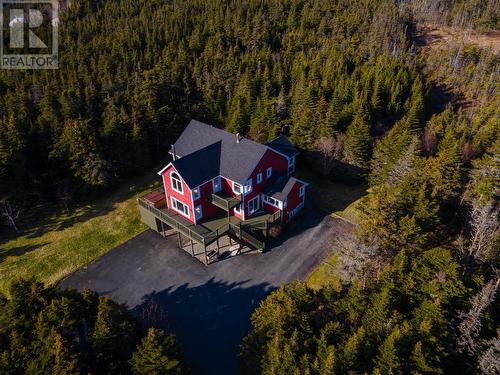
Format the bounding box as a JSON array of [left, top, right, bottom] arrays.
[[263, 174, 303, 201], [170, 120, 269, 185], [171, 141, 221, 188], [265, 135, 299, 158]]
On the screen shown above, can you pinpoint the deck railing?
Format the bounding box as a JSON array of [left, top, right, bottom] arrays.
[[139, 196, 268, 251], [138, 198, 206, 244], [210, 192, 241, 211]]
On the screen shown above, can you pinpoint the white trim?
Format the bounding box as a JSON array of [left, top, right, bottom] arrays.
[[247, 195, 260, 215], [170, 197, 190, 218], [157, 162, 173, 176], [171, 172, 184, 194], [262, 195, 281, 208], [232, 182, 242, 195]]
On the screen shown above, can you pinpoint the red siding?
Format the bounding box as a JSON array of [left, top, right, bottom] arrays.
[[194, 179, 220, 223], [242, 149, 288, 219], [162, 165, 194, 223], [283, 182, 306, 223]]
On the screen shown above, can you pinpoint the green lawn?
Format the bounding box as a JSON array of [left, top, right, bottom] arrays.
[[296, 167, 367, 289], [295, 167, 367, 222], [0, 173, 160, 295]]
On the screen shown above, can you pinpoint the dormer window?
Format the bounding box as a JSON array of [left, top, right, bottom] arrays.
[[171, 172, 183, 194]]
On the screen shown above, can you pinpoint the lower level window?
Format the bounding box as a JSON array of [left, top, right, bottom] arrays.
[[171, 197, 189, 217]]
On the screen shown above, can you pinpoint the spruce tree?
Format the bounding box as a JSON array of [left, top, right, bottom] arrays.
[[343, 107, 371, 169], [130, 328, 185, 375]]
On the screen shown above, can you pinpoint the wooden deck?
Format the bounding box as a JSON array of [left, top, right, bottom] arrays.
[[138, 197, 280, 264]]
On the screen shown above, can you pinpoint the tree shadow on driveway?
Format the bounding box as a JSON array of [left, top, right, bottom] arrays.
[[131, 278, 275, 375]]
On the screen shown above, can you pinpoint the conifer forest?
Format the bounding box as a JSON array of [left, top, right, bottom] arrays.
[[0, 0, 498, 374]]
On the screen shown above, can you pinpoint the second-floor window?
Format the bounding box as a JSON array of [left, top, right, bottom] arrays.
[[192, 187, 200, 200], [288, 157, 295, 174], [257, 173, 262, 184], [244, 179, 252, 193], [171, 172, 183, 194], [299, 185, 305, 197], [266, 167, 272, 178], [233, 182, 242, 195]]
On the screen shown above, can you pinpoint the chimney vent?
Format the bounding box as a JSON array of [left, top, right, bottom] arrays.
[[171, 144, 177, 160]]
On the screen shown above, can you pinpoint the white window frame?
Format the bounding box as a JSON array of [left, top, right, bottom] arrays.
[[244, 179, 252, 194], [234, 203, 242, 214], [170, 197, 189, 218], [171, 172, 183, 194], [266, 167, 272, 178], [192, 187, 201, 200], [257, 172, 262, 184], [288, 157, 295, 174], [194, 204, 203, 221], [263, 195, 280, 209], [233, 182, 242, 195], [299, 186, 305, 197], [248, 196, 260, 215], [212, 176, 221, 193]]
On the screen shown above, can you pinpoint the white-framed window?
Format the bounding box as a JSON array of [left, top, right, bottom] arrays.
[[266, 167, 272, 178], [248, 196, 259, 215], [170, 197, 189, 217], [263, 195, 280, 208], [244, 179, 252, 194], [288, 157, 295, 174], [192, 187, 200, 200], [171, 172, 183, 194], [212, 176, 221, 192], [233, 182, 242, 195], [194, 204, 203, 221], [299, 185, 305, 197], [234, 203, 242, 214], [257, 172, 262, 184]]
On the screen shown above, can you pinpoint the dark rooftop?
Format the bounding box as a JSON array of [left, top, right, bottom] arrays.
[[265, 135, 299, 158], [168, 120, 297, 186]]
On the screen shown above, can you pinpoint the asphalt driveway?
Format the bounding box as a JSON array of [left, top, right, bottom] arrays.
[[60, 208, 350, 374]]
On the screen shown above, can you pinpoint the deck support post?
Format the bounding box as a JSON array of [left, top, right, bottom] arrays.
[[177, 232, 182, 249], [203, 241, 208, 266], [191, 238, 195, 256], [216, 230, 220, 256], [161, 220, 165, 237]]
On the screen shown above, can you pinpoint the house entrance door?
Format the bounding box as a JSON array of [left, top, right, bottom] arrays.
[[248, 196, 259, 216]]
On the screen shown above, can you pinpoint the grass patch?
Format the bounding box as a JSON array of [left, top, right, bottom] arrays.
[[0, 173, 160, 295], [295, 167, 367, 222], [307, 253, 342, 291]]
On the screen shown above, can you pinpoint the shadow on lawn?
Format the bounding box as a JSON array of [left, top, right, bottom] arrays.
[[0, 243, 49, 263], [131, 278, 275, 375], [0, 171, 160, 246]]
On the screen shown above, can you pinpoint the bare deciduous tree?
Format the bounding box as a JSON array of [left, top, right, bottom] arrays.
[[478, 334, 500, 375], [1, 198, 22, 233], [315, 137, 336, 176], [467, 201, 499, 263], [315, 135, 345, 176], [457, 275, 500, 354], [387, 135, 420, 185]]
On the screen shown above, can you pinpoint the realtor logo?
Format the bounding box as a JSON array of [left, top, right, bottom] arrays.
[[0, 0, 58, 69]]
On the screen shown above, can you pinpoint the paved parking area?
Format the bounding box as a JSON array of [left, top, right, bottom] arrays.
[[60, 208, 350, 374]]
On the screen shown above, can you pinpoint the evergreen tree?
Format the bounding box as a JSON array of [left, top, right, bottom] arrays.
[[130, 328, 186, 375], [343, 107, 372, 169]]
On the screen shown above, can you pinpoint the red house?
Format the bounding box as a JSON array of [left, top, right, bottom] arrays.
[[158, 120, 308, 226]]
